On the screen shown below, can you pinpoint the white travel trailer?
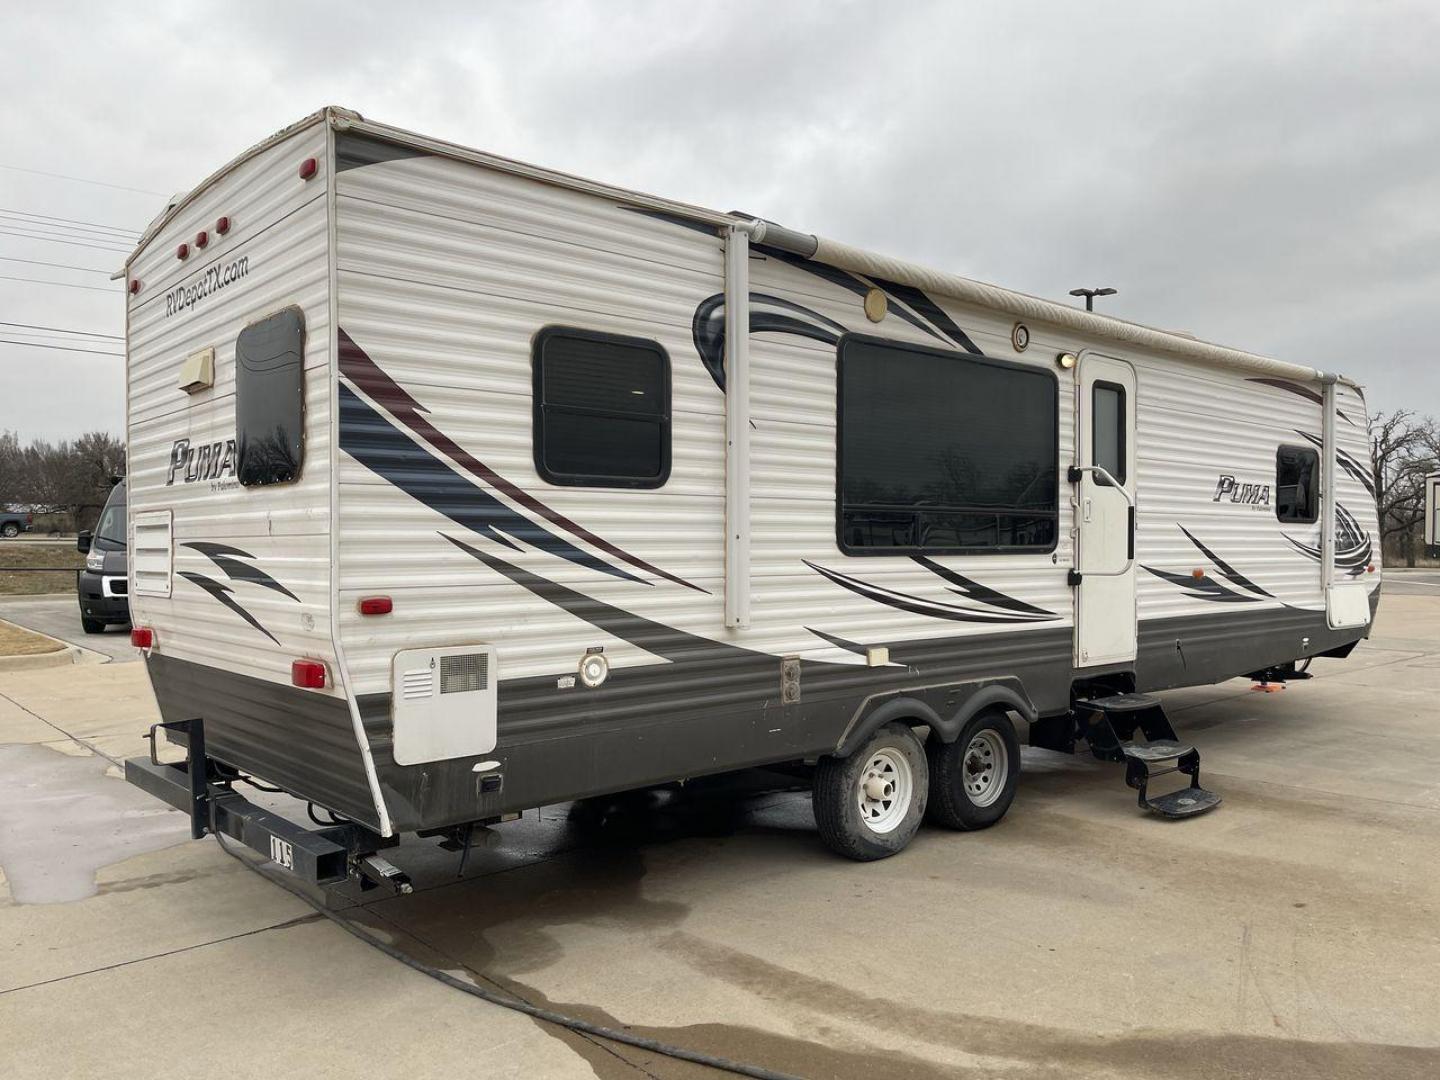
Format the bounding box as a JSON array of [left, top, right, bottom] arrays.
[[123, 108, 1380, 883]]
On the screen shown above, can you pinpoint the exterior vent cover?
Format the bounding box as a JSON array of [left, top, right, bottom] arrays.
[[132, 510, 174, 598], [441, 652, 488, 694], [391, 645, 498, 766]]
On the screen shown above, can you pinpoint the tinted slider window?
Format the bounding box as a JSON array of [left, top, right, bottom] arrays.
[[235, 307, 306, 487], [1276, 445, 1319, 523], [838, 336, 1058, 554], [533, 327, 670, 488]]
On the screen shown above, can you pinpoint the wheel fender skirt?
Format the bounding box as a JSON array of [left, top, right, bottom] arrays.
[[940, 681, 1038, 743], [835, 679, 1038, 757]]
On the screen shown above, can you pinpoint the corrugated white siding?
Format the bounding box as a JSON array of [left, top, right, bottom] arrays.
[[332, 139, 1378, 700], [334, 153, 1075, 695], [126, 121, 338, 688]]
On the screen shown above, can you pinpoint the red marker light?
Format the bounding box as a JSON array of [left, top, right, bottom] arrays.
[[195, 230, 208, 248], [358, 596, 393, 616], [176, 242, 189, 260], [128, 279, 141, 295], [131, 627, 154, 649], [298, 157, 318, 180], [215, 215, 231, 235], [291, 659, 327, 689]]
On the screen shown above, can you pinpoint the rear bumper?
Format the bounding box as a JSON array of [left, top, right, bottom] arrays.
[[125, 718, 408, 892], [127, 754, 353, 883]]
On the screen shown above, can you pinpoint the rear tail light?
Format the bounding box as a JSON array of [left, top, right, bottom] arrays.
[[298, 157, 319, 180], [358, 596, 392, 616], [25, 513, 32, 524], [291, 659, 327, 689], [215, 216, 231, 235], [176, 242, 189, 260], [128, 279, 141, 295], [131, 627, 154, 649], [194, 230, 208, 249]]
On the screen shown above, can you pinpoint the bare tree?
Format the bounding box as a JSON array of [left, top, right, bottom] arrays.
[[1370, 409, 1439, 566], [0, 431, 125, 532]]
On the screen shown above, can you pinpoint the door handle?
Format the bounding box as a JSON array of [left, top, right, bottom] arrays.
[[1083, 498, 1093, 523]]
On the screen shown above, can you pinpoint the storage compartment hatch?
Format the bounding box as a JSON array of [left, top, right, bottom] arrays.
[[391, 645, 498, 766]]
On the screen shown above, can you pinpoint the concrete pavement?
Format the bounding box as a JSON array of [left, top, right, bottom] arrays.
[[0, 593, 137, 663], [2, 594, 1439, 1078]]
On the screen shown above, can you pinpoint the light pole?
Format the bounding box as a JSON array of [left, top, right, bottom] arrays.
[[1069, 286, 1116, 312]]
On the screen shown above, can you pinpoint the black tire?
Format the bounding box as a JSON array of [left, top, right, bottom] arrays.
[[0, 523, 18, 538], [926, 709, 1021, 831], [81, 616, 106, 634], [813, 722, 928, 861]]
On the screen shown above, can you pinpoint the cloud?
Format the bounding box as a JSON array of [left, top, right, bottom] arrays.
[[1, 0, 1436, 441]]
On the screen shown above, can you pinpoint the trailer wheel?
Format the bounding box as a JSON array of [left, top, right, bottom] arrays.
[[926, 709, 1020, 830], [813, 722, 928, 861]]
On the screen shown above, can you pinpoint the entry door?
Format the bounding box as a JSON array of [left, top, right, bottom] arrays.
[[1075, 354, 1137, 667]]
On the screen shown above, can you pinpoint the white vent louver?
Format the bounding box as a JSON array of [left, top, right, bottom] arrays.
[[401, 667, 434, 700], [132, 510, 174, 598], [391, 646, 498, 766]]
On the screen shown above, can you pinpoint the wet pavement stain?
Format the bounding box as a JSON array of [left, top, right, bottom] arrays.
[[0, 743, 188, 904], [344, 770, 1440, 1079], [654, 931, 1440, 1080]]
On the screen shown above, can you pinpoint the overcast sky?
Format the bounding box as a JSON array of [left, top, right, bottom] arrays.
[[1, 1, 1436, 442]]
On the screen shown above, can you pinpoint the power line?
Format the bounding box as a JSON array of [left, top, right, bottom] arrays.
[[0, 207, 139, 237], [0, 228, 130, 253], [1, 330, 120, 347], [0, 216, 136, 245], [0, 162, 166, 197], [0, 273, 117, 293], [0, 320, 122, 339], [0, 214, 138, 244], [0, 255, 110, 275], [0, 337, 123, 357]]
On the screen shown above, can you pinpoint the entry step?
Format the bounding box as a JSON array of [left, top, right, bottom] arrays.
[[1145, 787, 1223, 818], [1076, 692, 1161, 714], [1074, 692, 1221, 819], [1120, 740, 1194, 764]]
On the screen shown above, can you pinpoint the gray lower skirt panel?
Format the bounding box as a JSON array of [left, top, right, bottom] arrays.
[[144, 653, 379, 829], [361, 626, 1077, 832], [1135, 597, 1377, 691], [144, 596, 1375, 836]]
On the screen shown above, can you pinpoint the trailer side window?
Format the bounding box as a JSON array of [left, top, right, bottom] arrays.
[[533, 327, 670, 488], [1276, 445, 1319, 523], [837, 335, 1058, 554], [236, 307, 306, 487]]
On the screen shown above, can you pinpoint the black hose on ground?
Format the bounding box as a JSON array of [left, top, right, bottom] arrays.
[[213, 832, 801, 1080]]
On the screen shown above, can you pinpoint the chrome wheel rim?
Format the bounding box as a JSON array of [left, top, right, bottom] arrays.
[[856, 747, 913, 834], [963, 730, 1008, 808]]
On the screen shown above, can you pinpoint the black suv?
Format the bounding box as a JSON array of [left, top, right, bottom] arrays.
[[76, 480, 130, 633]]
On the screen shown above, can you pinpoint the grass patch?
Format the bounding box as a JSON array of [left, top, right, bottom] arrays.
[[0, 544, 84, 595], [0, 619, 64, 656]]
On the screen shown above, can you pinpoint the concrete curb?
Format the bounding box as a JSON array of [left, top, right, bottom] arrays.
[[0, 618, 110, 670]]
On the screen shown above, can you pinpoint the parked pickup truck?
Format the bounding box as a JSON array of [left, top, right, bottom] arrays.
[[0, 510, 33, 538]]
